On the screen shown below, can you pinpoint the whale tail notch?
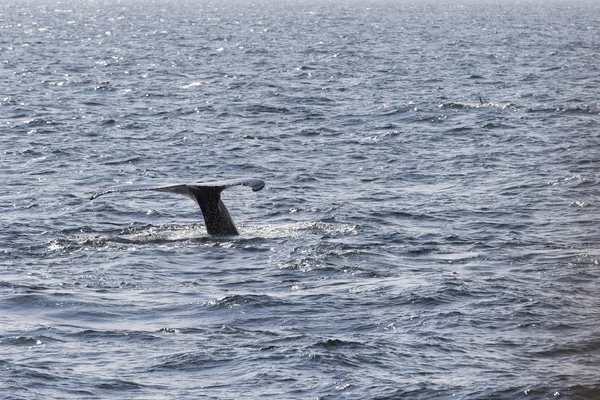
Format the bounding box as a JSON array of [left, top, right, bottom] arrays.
[[90, 178, 265, 236]]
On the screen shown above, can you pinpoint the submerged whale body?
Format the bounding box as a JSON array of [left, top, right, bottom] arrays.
[[91, 178, 265, 236]]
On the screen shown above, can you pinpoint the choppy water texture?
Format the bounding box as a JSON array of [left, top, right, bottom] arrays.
[[2, 0, 600, 398]]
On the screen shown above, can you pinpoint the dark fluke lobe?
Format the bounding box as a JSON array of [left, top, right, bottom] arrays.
[[91, 178, 265, 236]]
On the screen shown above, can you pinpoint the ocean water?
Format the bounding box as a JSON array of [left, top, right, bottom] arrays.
[[1, 0, 599, 398]]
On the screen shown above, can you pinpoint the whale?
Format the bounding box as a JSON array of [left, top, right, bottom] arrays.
[[91, 178, 265, 236]]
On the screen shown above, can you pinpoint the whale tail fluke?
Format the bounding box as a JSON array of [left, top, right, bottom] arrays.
[[91, 178, 265, 236]]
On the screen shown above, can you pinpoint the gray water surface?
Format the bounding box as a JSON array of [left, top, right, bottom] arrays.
[[2, 0, 600, 398]]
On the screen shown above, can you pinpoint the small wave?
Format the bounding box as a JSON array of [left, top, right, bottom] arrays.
[[241, 221, 360, 239], [119, 223, 206, 242], [0, 281, 50, 292], [206, 294, 285, 309], [311, 338, 364, 349], [147, 341, 252, 372], [297, 126, 341, 137], [545, 174, 587, 187], [359, 130, 402, 142], [439, 101, 515, 110], [102, 156, 144, 166], [4, 336, 45, 346], [70, 329, 158, 342], [12, 117, 62, 128], [47, 234, 118, 252], [446, 126, 474, 132], [180, 81, 206, 89], [542, 66, 563, 72], [95, 379, 144, 391], [433, 252, 479, 262], [243, 104, 290, 114], [526, 105, 600, 114]]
